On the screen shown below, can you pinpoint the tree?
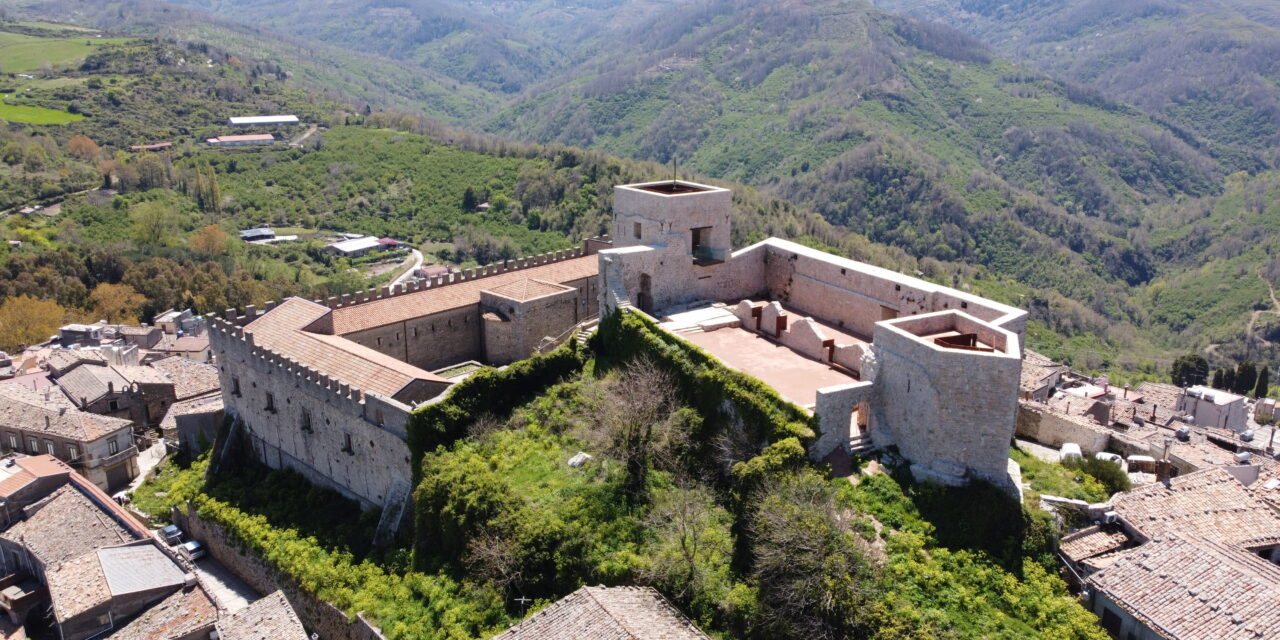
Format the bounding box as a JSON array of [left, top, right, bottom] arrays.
[[1235, 362, 1257, 396], [66, 135, 100, 161], [88, 283, 146, 325], [461, 186, 478, 211], [1169, 354, 1209, 387], [640, 484, 735, 623], [130, 201, 179, 247], [1256, 366, 1270, 399], [1225, 368, 1237, 394], [1212, 368, 1225, 390], [0, 295, 65, 351], [188, 225, 230, 256]]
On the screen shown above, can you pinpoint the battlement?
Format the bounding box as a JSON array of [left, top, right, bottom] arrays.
[[207, 314, 413, 436], [313, 236, 611, 314]]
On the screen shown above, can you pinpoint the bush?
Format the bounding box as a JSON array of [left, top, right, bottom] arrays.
[[1063, 456, 1132, 497]]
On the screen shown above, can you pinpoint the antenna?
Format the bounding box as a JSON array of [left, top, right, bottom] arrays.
[[514, 596, 532, 617]]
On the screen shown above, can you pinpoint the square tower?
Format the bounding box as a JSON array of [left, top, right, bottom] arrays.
[[613, 181, 732, 262]]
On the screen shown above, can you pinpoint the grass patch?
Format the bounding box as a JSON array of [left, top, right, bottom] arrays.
[[0, 31, 132, 72], [0, 95, 83, 124], [1010, 447, 1109, 503]]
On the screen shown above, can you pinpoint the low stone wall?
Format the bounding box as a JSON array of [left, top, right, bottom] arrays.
[[174, 504, 388, 640], [1016, 401, 1111, 455]]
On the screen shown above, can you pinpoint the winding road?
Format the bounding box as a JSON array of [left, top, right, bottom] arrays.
[[390, 248, 424, 287]]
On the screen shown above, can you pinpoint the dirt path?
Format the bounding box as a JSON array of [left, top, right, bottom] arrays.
[[1205, 271, 1279, 358], [289, 124, 319, 147]]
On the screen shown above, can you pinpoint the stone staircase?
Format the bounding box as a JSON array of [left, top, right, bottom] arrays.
[[848, 432, 876, 455], [574, 317, 600, 346]]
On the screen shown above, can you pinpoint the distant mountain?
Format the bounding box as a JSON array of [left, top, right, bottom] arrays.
[[869, 0, 1280, 171]]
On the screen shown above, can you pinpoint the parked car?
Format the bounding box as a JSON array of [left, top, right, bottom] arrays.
[[181, 540, 206, 561], [161, 524, 182, 545]]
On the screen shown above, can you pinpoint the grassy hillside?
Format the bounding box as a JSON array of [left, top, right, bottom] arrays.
[[872, 0, 1280, 171]]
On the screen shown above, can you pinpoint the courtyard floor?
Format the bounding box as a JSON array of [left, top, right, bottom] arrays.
[[680, 325, 858, 408]]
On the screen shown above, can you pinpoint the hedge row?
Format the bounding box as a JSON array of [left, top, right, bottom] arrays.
[[191, 493, 507, 640], [406, 341, 588, 481], [593, 309, 816, 448]]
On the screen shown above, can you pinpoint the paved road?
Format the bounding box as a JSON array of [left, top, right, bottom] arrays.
[[390, 248, 424, 287], [193, 557, 257, 614]]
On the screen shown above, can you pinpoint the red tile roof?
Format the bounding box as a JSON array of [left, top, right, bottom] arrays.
[[492, 586, 711, 640], [486, 279, 575, 302], [244, 298, 447, 398], [1111, 466, 1280, 545], [332, 255, 597, 334]]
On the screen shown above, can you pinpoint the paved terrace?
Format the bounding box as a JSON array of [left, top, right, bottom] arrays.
[[664, 304, 859, 408]]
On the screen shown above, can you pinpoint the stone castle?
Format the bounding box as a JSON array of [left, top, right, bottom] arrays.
[[209, 179, 1028, 519]]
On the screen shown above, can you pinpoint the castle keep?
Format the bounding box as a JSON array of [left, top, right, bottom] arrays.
[[211, 179, 1029, 518], [599, 180, 1027, 490]]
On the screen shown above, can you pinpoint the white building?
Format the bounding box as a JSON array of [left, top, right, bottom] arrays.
[[325, 235, 384, 258], [1181, 385, 1248, 432], [228, 115, 299, 126]]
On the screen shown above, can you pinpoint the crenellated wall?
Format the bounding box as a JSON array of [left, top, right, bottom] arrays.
[[208, 316, 415, 509]]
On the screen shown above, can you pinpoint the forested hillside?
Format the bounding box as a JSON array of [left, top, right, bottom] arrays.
[[872, 0, 1280, 171]]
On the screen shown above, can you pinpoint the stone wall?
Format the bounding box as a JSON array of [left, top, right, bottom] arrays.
[[175, 505, 388, 640], [870, 311, 1023, 488], [209, 320, 414, 510], [480, 285, 580, 365], [812, 381, 876, 460], [345, 306, 482, 373], [1016, 401, 1111, 455]]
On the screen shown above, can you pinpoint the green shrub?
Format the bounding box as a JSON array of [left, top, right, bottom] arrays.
[[1063, 456, 1132, 497]]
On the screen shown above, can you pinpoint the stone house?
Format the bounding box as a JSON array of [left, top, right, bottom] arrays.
[[1180, 385, 1248, 432], [55, 363, 176, 429], [116, 325, 163, 350], [0, 383, 138, 492], [214, 590, 309, 640]]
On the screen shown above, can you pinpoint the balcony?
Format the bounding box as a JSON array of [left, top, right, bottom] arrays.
[[85, 445, 139, 469]]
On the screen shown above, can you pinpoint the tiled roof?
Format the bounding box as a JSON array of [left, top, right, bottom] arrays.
[[486, 279, 574, 302], [1089, 535, 1280, 640], [0, 454, 72, 497], [56, 364, 129, 404], [1134, 382, 1185, 411], [114, 365, 173, 387], [157, 335, 209, 352], [150, 357, 219, 400], [1059, 525, 1130, 564], [215, 590, 309, 640], [1019, 350, 1063, 392], [1111, 467, 1280, 544], [0, 382, 134, 441], [244, 298, 447, 398], [332, 254, 597, 334], [160, 394, 223, 431], [0, 468, 37, 498], [492, 586, 712, 640], [45, 350, 106, 374], [1, 484, 137, 566], [117, 326, 158, 336], [46, 550, 110, 622], [5, 371, 53, 391], [109, 583, 218, 640]]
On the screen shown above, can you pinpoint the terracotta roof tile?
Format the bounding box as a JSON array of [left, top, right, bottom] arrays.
[[1089, 535, 1280, 640], [244, 298, 446, 398], [150, 357, 220, 400], [486, 279, 575, 302], [1111, 467, 1280, 544], [0, 382, 134, 442], [109, 583, 218, 640], [45, 550, 111, 622], [333, 255, 597, 334], [492, 586, 711, 640], [1, 484, 137, 567], [1059, 525, 1130, 564], [1134, 382, 1185, 411], [215, 590, 308, 640]]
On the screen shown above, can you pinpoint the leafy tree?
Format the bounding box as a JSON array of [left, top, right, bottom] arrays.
[[130, 201, 179, 247], [1225, 368, 1237, 394], [188, 224, 230, 256], [1257, 366, 1271, 399], [88, 283, 146, 324], [67, 135, 101, 162], [1212, 368, 1225, 389], [1169, 354, 1208, 387], [587, 356, 691, 501], [461, 186, 478, 211], [0, 295, 65, 351], [640, 484, 735, 623], [1235, 362, 1257, 396]]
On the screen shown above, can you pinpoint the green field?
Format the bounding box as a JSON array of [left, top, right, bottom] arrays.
[[0, 31, 133, 73], [0, 95, 83, 124]]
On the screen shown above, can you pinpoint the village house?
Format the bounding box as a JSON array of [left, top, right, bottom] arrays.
[[55, 362, 176, 429], [0, 384, 138, 492], [324, 235, 386, 258], [206, 134, 276, 147], [492, 586, 711, 640], [1180, 384, 1248, 432], [239, 227, 276, 243], [152, 357, 223, 451], [214, 590, 309, 640], [1061, 467, 1280, 639]]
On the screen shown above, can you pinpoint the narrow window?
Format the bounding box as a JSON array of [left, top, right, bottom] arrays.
[[413, 327, 419, 338], [27, 438, 38, 454], [342, 433, 353, 454], [376, 337, 383, 346], [266, 393, 275, 412], [107, 438, 119, 455], [67, 444, 79, 461], [375, 409, 384, 425], [44, 440, 55, 456], [301, 409, 312, 433], [7, 434, 16, 451], [633, 222, 642, 239], [109, 400, 119, 412], [232, 377, 241, 396]]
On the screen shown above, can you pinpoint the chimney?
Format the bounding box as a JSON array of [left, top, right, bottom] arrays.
[[1123, 386, 1129, 399], [44, 416, 50, 430], [107, 381, 114, 394]]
